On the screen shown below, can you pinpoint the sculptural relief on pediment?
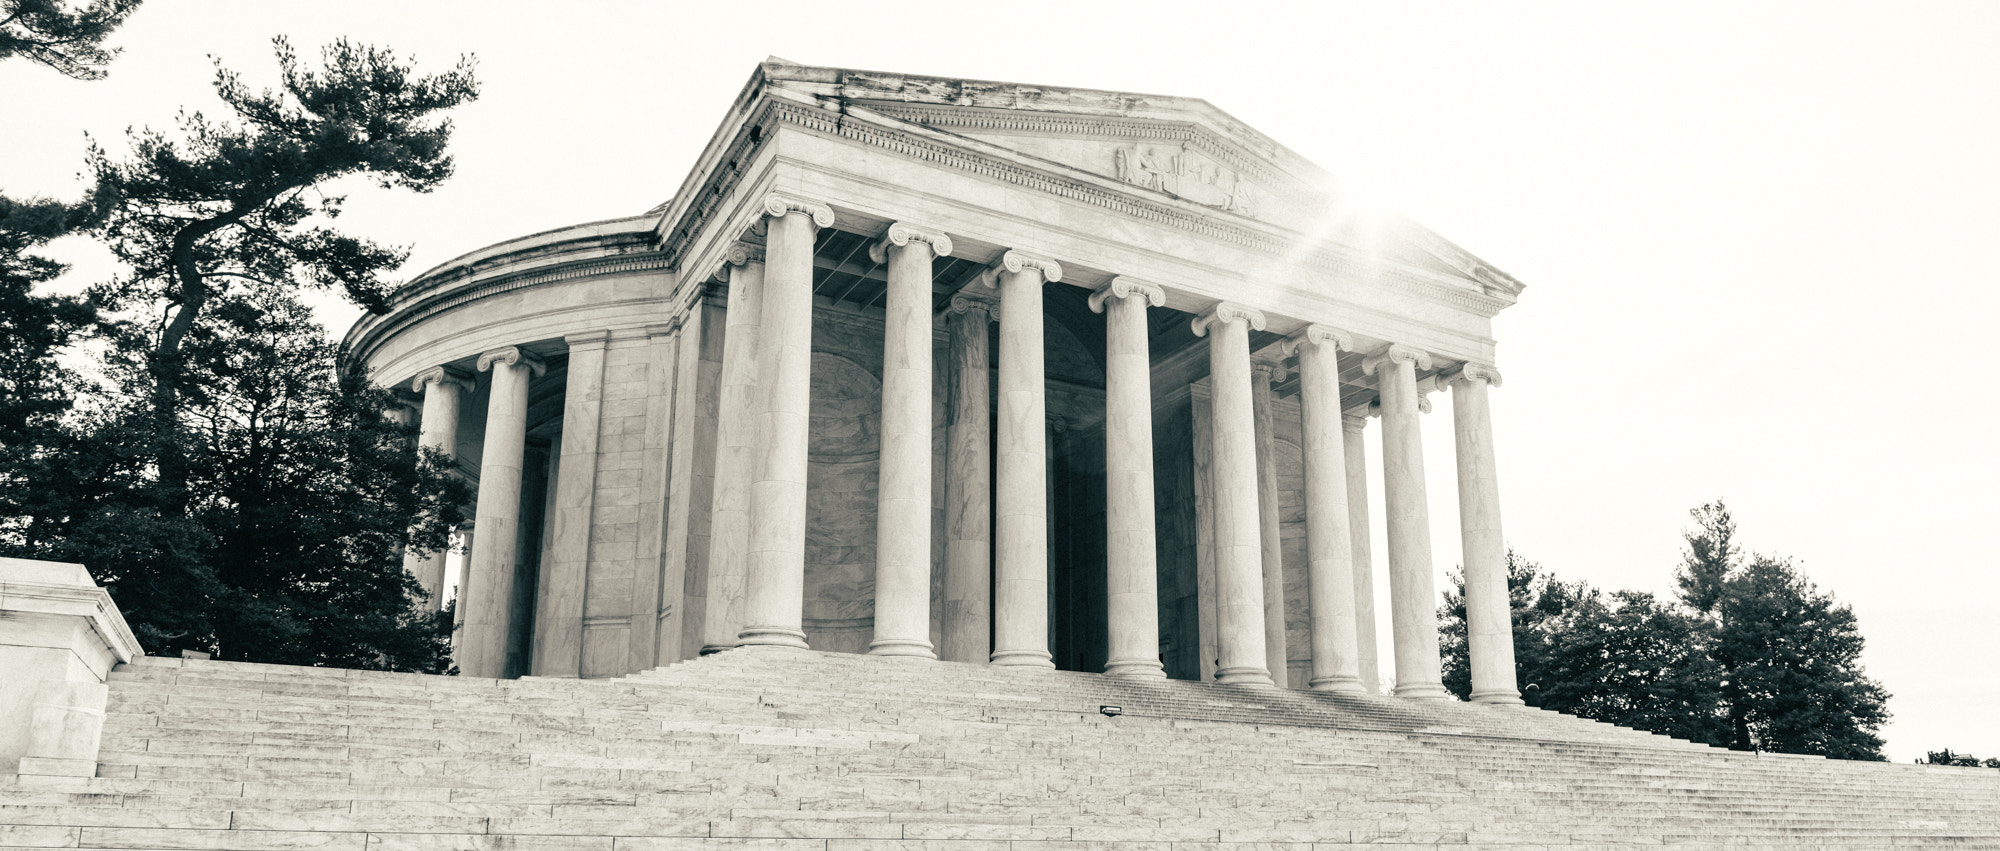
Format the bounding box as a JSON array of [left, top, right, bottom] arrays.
[[1113, 142, 1256, 216]]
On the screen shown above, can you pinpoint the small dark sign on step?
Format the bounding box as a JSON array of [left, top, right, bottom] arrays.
[[1099, 705, 1123, 717]]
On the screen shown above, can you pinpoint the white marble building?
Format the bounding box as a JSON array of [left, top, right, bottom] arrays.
[[342, 60, 1525, 704]]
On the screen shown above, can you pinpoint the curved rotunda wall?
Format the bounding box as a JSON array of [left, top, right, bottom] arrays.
[[347, 216, 675, 388]]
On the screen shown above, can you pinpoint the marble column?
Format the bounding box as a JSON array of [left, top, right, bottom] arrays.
[[986, 250, 1062, 668], [942, 292, 997, 664], [702, 246, 764, 655], [1451, 364, 1523, 705], [452, 522, 475, 635], [1192, 302, 1273, 687], [463, 346, 544, 679], [533, 332, 608, 677], [1286, 326, 1365, 694], [868, 223, 952, 659], [405, 367, 470, 612], [739, 194, 833, 650], [1090, 277, 1167, 679], [1363, 345, 1448, 700], [1342, 412, 1381, 693], [1251, 361, 1288, 686]]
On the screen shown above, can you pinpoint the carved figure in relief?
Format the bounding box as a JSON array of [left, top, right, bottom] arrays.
[[1114, 141, 1256, 216]]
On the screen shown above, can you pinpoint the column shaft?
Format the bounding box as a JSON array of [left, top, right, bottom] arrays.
[[1453, 368, 1523, 705], [462, 348, 539, 678], [533, 333, 607, 677], [1371, 348, 1449, 699], [1342, 416, 1381, 693], [871, 231, 945, 659], [738, 199, 828, 649], [1095, 280, 1165, 679], [991, 252, 1060, 668], [1251, 363, 1288, 685], [703, 254, 763, 654], [404, 369, 465, 611], [1196, 303, 1272, 687], [942, 297, 994, 664], [1292, 331, 1363, 693]]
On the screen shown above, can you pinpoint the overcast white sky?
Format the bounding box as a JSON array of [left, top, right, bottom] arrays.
[[7, 1, 1995, 763]]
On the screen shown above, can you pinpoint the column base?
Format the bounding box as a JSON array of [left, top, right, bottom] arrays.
[[735, 627, 809, 650], [698, 643, 736, 656], [1215, 666, 1275, 687], [990, 649, 1055, 668], [1392, 681, 1453, 701], [1470, 689, 1526, 706], [1103, 658, 1166, 679], [1308, 675, 1367, 695], [868, 638, 937, 659]]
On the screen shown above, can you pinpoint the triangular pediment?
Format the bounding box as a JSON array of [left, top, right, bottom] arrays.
[[661, 62, 1524, 299]]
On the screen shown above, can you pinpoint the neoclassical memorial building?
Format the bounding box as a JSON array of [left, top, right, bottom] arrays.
[[344, 59, 1525, 704]]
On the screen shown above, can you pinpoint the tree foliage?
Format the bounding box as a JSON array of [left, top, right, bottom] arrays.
[[1680, 504, 1891, 760], [0, 0, 141, 80], [1, 35, 478, 672], [87, 36, 477, 505], [1442, 552, 1726, 745], [1441, 502, 1892, 760], [1921, 749, 2000, 769]]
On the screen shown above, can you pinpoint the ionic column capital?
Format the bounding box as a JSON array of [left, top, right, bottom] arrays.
[[1190, 301, 1267, 337], [1361, 344, 1434, 377], [760, 193, 836, 229], [976, 249, 1064, 288], [1282, 324, 1356, 357], [943, 290, 1001, 323], [868, 222, 954, 265], [411, 365, 473, 395], [1087, 276, 1166, 313], [1448, 362, 1503, 388], [709, 242, 765, 282], [1252, 361, 1285, 384], [1342, 413, 1370, 433], [476, 346, 547, 377]]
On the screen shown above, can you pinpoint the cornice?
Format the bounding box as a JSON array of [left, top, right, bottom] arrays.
[[0, 567, 143, 663], [345, 253, 675, 372]]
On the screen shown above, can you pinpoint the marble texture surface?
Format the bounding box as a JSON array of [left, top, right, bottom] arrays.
[[869, 239, 937, 659], [1097, 283, 1164, 679], [990, 261, 1055, 668], [1294, 331, 1364, 693], [1251, 363, 1289, 685], [1453, 367, 1523, 705], [702, 260, 763, 656], [462, 348, 537, 679], [0, 557, 141, 775], [1368, 347, 1449, 700], [740, 209, 819, 649], [941, 300, 993, 665], [1197, 305, 1272, 687]]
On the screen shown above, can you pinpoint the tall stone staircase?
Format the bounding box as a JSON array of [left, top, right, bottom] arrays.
[[4, 648, 1997, 849]]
